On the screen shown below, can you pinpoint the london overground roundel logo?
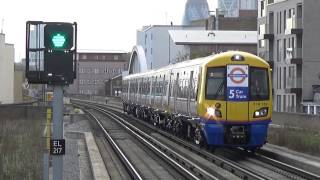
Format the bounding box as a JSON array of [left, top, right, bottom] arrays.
[[228, 67, 248, 84]]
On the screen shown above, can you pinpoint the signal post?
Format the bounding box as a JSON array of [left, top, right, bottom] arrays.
[[25, 21, 77, 180]]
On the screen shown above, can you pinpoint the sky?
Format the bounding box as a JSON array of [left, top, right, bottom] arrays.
[[0, 0, 216, 62]]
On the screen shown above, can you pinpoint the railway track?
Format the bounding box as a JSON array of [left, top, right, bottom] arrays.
[[72, 99, 320, 180], [74, 101, 225, 180]]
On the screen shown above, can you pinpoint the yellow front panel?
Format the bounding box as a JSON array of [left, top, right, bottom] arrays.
[[249, 102, 272, 121], [198, 100, 226, 121], [227, 102, 248, 122]]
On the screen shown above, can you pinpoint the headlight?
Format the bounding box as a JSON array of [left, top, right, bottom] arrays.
[[253, 107, 268, 118], [207, 107, 222, 118]]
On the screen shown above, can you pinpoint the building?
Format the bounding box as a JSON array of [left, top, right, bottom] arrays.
[[182, 0, 210, 25], [257, 0, 320, 113], [67, 50, 130, 96], [105, 75, 122, 97], [218, 0, 257, 17], [129, 27, 257, 75], [190, 1, 257, 31], [14, 62, 25, 103], [129, 25, 203, 74], [0, 33, 14, 104], [169, 30, 257, 58]]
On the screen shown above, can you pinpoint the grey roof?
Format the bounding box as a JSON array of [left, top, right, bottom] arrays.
[[169, 30, 257, 45]]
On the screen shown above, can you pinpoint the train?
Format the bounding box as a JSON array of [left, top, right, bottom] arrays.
[[122, 51, 272, 151]]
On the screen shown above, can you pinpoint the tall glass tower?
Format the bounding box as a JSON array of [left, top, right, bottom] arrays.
[[182, 0, 209, 25], [218, 0, 257, 17]]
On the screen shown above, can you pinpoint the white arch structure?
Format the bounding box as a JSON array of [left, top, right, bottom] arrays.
[[128, 45, 148, 75]]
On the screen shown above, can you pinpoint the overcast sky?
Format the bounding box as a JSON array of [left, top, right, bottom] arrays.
[[0, 0, 216, 62]]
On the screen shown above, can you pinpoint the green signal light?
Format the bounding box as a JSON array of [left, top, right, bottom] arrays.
[[51, 33, 67, 48]]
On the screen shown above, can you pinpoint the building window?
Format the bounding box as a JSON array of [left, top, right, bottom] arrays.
[[259, 40, 265, 48], [283, 67, 287, 89], [284, 10, 287, 31], [277, 95, 281, 111], [145, 34, 147, 45], [283, 95, 287, 112], [276, 67, 279, 89], [277, 12, 279, 34], [277, 39, 281, 62], [81, 54, 87, 59], [279, 11, 282, 33], [260, 1, 265, 17], [279, 67, 282, 89], [94, 68, 99, 74], [283, 39, 286, 59], [114, 55, 119, 60]]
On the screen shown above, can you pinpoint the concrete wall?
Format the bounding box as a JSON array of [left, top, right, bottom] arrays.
[[272, 111, 320, 131], [14, 70, 24, 103], [0, 33, 14, 104]]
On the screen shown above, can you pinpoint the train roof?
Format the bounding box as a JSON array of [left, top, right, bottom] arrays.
[[123, 51, 269, 80], [123, 55, 212, 79]]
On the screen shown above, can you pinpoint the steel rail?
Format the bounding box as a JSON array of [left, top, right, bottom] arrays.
[[75, 101, 219, 180], [72, 99, 266, 180], [74, 99, 320, 180], [255, 153, 320, 180], [76, 105, 143, 180]]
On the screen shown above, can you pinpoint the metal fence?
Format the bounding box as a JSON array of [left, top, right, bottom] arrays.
[[0, 103, 45, 180]]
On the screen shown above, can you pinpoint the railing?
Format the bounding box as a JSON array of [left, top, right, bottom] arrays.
[[294, 17, 302, 29], [286, 76, 302, 89], [258, 50, 273, 61], [286, 48, 302, 59], [259, 24, 274, 38], [266, 23, 274, 34], [285, 17, 303, 34]]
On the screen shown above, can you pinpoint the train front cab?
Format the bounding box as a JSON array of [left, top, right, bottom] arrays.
[[198, 52, 272, 149]]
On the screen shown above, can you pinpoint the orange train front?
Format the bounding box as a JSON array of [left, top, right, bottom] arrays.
[[122, 51, 272, 150]]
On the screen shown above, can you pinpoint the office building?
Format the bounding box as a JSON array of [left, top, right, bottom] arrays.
[[258, 0, 320, 113]]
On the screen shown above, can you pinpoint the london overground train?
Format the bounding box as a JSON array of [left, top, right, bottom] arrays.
[[122, 51, 272, 151]]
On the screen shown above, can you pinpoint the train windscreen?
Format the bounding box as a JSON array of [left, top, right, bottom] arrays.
[[249, 67, 269, 100], [206, 67, 226, 100]]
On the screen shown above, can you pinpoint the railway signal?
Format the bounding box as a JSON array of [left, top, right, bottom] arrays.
[[25, 21, 77, 180], [44, 23, 73, 51], [26, 21, 77, 85]]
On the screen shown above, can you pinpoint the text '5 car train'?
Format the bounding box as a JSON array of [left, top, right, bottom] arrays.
[[122, 51, 272, 151]]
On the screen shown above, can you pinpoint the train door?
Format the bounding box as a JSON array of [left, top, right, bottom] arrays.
[[165, 70, 172, 111], [137, 78, 141, 104], [174, 72, 179, 112], [226, 65, 249, 122], [187, 70, 194, 117], [160, 74, 165, 109]]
